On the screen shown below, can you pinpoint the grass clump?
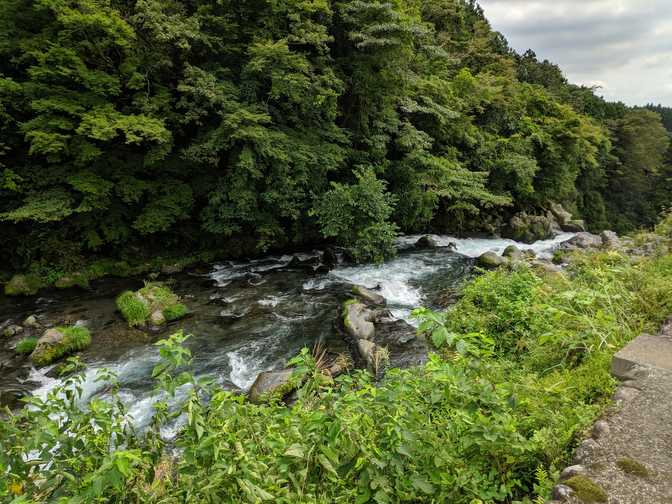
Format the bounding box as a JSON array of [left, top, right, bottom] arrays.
[[15, 337, 38, 354], [4, 274, 43, 296], [31, 326, 91, 367], [616, 457, 650, 478], [163, 303, 188, 322], [117, 282, 187, 327], [565, 475, 608, 503]]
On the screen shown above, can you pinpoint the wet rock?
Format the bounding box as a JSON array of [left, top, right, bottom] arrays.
[[558, 232, 603, 251], [613, 386, 639, 402], [160, 263, 184, 275], [352, 285, 386, 306], [248, 369, 295, 403], [506, 212, 557, 243], [552, 484, 574, 500], [54, 272, 89, 289], [372, 318, 428, 369], [150, 310, 166, 326], [3, 325, 23, 338], [600, 230, 621, 249], [415, 235, 439, 249], [23, 315, 39, 328], [343, 301, 375, 340], [560, 465, 587, 481], [477, 251, 507, 269], [4, 274, 43, 296], [502, 245, 522, 261], [592, 420, 610, 439], [31, 326, 91, 367], [562, 220, 586, 232]]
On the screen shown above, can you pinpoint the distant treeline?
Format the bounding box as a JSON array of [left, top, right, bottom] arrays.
[[0, 0, 670, 271]]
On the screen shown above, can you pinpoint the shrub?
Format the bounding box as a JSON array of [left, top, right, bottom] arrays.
[[15, 337, 38, 354]]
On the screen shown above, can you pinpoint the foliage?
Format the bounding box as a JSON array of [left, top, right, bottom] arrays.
[[116, 291, 151, 327], [15, 337, 38, 355], [116, 282, 184, 327], [0, 0, 669, 276], [163, 303, 188, 322]]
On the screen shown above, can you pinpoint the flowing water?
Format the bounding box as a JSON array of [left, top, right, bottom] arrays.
[[0, 233, 573, 432]]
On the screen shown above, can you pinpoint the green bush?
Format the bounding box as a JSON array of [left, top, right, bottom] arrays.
[[15, 337, 38, 354]]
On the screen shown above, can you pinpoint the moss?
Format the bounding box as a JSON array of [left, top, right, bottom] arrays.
[[31, 326, 91, 367], [616, 457, 650, 478], [54, 272, 90, 289], [116, 291, 151, 327], [342, 298, 359, 328], [163, 303, 188, 322], [4, 274, 43, 296], [565, 475, 608, 503], [16, 337, 38, 354]]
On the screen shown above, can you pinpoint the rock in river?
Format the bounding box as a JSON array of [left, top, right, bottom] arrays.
[[248, 369, 296, 403]]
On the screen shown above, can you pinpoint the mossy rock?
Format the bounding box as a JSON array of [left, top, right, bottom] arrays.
[[54, 272, 90, 289], [4, 274, 43, 296], [116, 283, 188, 327], [565, 475, 608, 503], [31, 326, 92, 367], [616, 457, 650, 478]]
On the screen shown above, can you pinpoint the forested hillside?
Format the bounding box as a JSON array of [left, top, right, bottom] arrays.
[[1, 0, 670, 275]]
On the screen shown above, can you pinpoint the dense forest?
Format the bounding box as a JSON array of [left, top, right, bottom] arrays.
[[1, 0, 670, 275]]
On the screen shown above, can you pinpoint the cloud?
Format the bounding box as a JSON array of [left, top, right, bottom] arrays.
[[477, 0, 672, 105]]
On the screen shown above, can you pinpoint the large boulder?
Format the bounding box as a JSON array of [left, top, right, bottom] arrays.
[[31, 325, 91, 367], [549, 203, 586, 232], [342, 301, 375, 340], [4, 274, 43, 296], [414, 235, 439, 249], [116, 283, 187, 328], [506, 212, 557, 244], [477, 251, 507, 269], [248, 369, 296, 403], [502, 245, 522, 261], [352, 285, 386, 306], [558, 232, 603, 251]]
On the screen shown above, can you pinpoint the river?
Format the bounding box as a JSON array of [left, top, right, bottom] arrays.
[[0, 233, 573, 433]]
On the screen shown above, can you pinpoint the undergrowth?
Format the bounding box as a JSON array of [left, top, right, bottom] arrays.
[[2, 245, 672, 502]]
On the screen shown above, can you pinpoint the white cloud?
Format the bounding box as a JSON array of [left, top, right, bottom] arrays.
[[478, 0, 672, 105]]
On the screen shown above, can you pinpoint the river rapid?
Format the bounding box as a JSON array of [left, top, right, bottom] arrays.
[[0, 233, 573, 433]]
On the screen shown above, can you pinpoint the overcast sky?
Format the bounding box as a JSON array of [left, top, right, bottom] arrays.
[[477, 0, 672, 106]]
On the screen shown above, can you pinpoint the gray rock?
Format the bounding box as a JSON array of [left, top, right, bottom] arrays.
[[352, 285, 386, 306], [601, 230, 621, 249], [560, 465, 586, 480], [343, 302, 375, 340], [248, 369, 295, 403], [561, 219, 586, 232], [572, 438, 599, 464], [150, 310, 166, 326], [502, 245, 522, 261], [532, 260, 562, 274], [415, 235, 439, 249], [507, 212, 557, 243], [477, 251, 507, 269], [3, 325, 23, 338], [592, 420, 610, 439], [612, 334, 672, 379], [549, 203, 573, 227], [23, 315, 39, 328], [558, 232, 603, 251], [552, 484, 574, 500], [357, 339, 376, 366], [613, 386, 639, 402]]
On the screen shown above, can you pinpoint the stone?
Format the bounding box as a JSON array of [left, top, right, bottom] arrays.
[[506, 212, 557, 243], [150, 310, 166, 326], [476, 251, 507, 269], [612, 334, 672, 379], [54, 272, 89, 289], [343, 302, 375, 340], [3, 325, 23, 338], [248, 369, 295, 403], [414, 235, 439, 249], [600, 230, 621, 249], [549, 202, 573, 227], [560, 465, 586, 481], [572, 438, 599, 464], [4, 274, 42, 296], [558, 232, 603, 251], [562, 220, 586, 232], [532, 260, 562, 274], [23, 315, 39, 327], [352, 285, 386, 306], [613, 386, 639, 402], [592, 420, 610, 439], [502, 245, 522, 261], [357, 339, 376, 365], [552, 484, 574, 501]]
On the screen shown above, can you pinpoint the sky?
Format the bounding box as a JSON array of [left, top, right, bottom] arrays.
[[477, 0, 672, 106]]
